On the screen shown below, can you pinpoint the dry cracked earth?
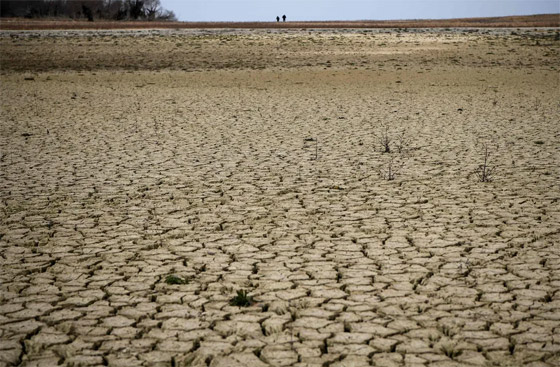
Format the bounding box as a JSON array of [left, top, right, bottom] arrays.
[[1, 28, 560, 367]]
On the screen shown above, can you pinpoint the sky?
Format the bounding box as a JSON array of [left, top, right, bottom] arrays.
[[160, 0, 560, 22]]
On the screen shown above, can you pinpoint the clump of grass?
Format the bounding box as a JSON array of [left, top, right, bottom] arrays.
[[229, 289, 254, 307], [164, 274, 187, 285]]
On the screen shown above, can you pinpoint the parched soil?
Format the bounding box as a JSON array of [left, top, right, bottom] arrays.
[[1, 28, 559, 72], [1, 27, 559, 367]]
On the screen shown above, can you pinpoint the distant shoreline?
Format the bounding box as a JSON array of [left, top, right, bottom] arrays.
[[1, 13, 558, 30]]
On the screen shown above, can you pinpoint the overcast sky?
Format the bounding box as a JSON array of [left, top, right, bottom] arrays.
[[160, 0, 559, 22]]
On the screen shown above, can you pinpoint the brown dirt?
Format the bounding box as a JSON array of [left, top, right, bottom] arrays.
[[1, 27, 559, 367]]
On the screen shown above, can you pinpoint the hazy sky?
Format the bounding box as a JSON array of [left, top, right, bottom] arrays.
[[160, 0, 560, 22]]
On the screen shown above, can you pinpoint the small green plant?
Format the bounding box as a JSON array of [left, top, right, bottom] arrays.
[[165, 274, 187, 285], [229, 289, 254, 307]]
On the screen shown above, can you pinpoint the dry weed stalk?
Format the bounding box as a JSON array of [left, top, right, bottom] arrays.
[[372, 123, 412, 180], [475, 142, 497, 182], [378, 155, 406, 181], [395, 129, 412, 153], [373, 124, 392, 153], [373, 124, 411, 154]]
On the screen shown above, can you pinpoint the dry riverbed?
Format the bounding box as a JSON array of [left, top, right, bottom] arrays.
[[1, 28, 560, 367]]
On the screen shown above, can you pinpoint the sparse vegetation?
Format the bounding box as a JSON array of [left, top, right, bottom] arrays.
[[373, 124, 392, 153], [372, 124, 412, 180], [164, 274, 187, 285], [395, 130, 412, 154], [229, 289, 254, 307], [378, 156, 406, 180], [372, 124, 411, 154], [1, 24, 556, 366], [475, 142, 497, 182]]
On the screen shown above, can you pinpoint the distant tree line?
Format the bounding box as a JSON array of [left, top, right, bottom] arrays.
[[0, 0, 177, 21]]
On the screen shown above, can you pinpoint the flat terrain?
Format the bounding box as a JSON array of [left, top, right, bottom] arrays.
[[1, 13, 559, 29], [1, 27, 560, 367]]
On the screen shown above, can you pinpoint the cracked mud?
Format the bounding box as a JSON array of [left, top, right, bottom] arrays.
[[1, 28, 559, 366]]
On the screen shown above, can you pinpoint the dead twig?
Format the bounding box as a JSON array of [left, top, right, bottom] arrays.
[[474, 142, 497, 182]]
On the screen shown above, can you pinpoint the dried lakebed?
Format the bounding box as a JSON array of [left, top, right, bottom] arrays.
[[1, 28, 559, 367]]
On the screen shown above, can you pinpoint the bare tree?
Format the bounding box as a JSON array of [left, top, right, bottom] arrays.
[[143, 0, 160, 19]]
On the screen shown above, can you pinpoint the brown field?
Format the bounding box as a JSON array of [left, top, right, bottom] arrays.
[[1, 25, 560, 367], [0, 13, 559, 30]]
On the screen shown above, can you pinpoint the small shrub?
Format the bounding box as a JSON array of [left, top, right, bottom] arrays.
[[165, 274, 187, 285], [229, 289, 254, 307], [373, 124, 392, 153]]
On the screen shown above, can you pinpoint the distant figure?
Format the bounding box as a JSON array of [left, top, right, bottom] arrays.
[[276, 16, 280, 22], [282, 14, 286, 22]]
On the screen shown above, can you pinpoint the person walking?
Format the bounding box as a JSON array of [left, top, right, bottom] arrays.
[[282, 14, 286, 22], [276, 16, 280, 22]]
